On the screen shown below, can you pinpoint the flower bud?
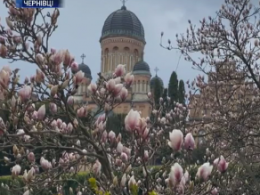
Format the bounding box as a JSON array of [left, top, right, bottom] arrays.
[[37, 105, 46, 120], [49, 103, 57, 114], [67, 96, 74, 105], [114, 64, 126, 77]]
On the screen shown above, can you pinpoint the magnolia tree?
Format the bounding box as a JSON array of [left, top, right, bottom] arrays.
[[0, 1, 229, 195], [162, 0, 260, 193]]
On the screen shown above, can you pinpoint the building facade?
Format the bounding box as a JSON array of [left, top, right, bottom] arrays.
[[73, 3, 164, 118]]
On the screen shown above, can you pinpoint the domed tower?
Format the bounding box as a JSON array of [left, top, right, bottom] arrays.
[[132, 60, 151, 94], [100, 2, 145, 76], [73, 54, 92, 102], [150, 67, 164, 95]]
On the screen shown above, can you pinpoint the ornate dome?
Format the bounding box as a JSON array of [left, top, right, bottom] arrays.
[[150, 75, 163, 88], [100, 5, 145, 43], [78, 63, 92, 80], [133, 60, 150, 72], [132, 60, 151, 75]]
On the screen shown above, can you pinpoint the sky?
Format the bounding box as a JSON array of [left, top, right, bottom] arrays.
[[0, 0, 227, 87]]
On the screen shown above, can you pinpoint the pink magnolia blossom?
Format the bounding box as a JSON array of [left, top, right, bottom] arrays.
[[121, 173, 127, 187], [40, 157, 52, 170], [112, 84, 123, 97], [51, 120, 57, 128], [142, 128, 149, 139], [128, 175, 136, 187], [27, 152, 35, 163], [117, 142, 123, 153], [97, 121, 106, 131], [121, 152, 128, 162], [88, 83, 97, 94], [101, 130, 108, 142], [51, 50, 64, 65], [16, 129, 25, 135], [18, 85, 32, 101], [196, 162, 213, 181], [96, 113, 106, 125], [211, 188, 218, 195], [119, 87, 128, 101], [168, 129, 184, 151], [125, 109, 141, 132], [37, 105, 46, 120], [23, 167, 35, 182], [114, 77, 121, 84], [116, 133, 122, 143], [77, 107, 87, 117], [74, 70, 84, 85], [169, 163, 183, 186], [11, 164, 21, 176], [92, 160, 101, 175], [32, 111, 38, 120], [50, 85, 58, 96], [51, 48, 56, 54], [184, 133, 195, 150], [66, 123, 73, 133], [49, 103, 57, 114], [70, 61, 78, 72], [0, 68, 10, 87], [35, 53, 44, 65], [63, 49, 74, 66], [124, 72, 134, 86], [114, 64, 126, 77], [108, 130, 116, 142], [35, 69, 45, 83], [137, 118, 147, 134], [213, 155, 229, 173], [106, 79, 116, 91], [67, 96, 74, 105]]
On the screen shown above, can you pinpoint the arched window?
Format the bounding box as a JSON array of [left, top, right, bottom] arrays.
[[123, 47, 130, 70], [104, 48, 109, 72], [113, 47, 119, 70], [130, 55, 133, 71], [142, 80, 145, 92], [134, 49, 139, 68], [137, 80, 140, 92], [133, 81, 136, 92]]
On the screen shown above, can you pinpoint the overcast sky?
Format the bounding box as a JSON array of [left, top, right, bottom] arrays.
[[0, 0, 227, 87]]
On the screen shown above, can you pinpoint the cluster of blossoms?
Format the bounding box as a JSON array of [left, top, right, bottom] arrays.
[[0, 61, 229, 195], [0, 1, 232, 194], [160, 0, 260, 193]]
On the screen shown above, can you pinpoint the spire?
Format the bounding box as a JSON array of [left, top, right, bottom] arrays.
[[81, 53, 86, 64], [120, 0, 127, 10], [154, 67, 159, 76]]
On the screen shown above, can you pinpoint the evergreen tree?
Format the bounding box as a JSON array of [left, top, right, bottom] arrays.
[[162, 88, 168, 101], [153, 78, 163, 109], [161, 88, 168, 116], [178, 80, 185, 105], [168, 71, 178, 107], [106, 113, 128, 141]]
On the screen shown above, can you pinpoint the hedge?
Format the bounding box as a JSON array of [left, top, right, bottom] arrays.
[[0, 164, 259, 195], [0, 172, 90, 195]]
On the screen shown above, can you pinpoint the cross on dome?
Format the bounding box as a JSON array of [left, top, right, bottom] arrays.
[[81, 53, 86, 63], [121, 0, 127, 6], [154, 67, 159, 75]]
